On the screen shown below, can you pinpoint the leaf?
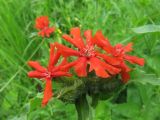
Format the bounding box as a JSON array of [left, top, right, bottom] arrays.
[[132, 25, 160, 33], [111, 103, 140, 119], [29, 93, 42, 112], [55, 78, 85, 103], [10, 114, 27, 120], [95, 101, 111, 120], [126, 83, 160, 120], [131, 70, 160, 86], [127, 83, 154, 106], [127, 84, 141, 106], [2, 87, 18, 110], [147, 56, 160, 76], [136, 84, 154, 105]]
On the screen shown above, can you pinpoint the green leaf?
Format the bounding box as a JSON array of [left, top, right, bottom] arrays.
[[55, 78, 85, 103], [10, 114, 27, 120], [132, 25, 160, 33], [29, 94, 42, 112], [127, 84, 141, 106], [95, 101, 111, 120], [131, 70, 160, 86], [111, 103, 140, 119]]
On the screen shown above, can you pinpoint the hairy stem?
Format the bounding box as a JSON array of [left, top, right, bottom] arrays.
[[75, 94, 90, 120]]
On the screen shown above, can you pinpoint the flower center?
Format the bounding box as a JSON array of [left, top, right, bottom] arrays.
[[113, 48, 124, 57], [43, 71, 51, 78], [80, 45, 95, 58]]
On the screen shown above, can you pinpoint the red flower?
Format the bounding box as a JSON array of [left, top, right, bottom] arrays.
[[93, 31, 145, 83], [28, 44, 75, 106], [35, 16, 55, 38], [55, 27, 120, 78]]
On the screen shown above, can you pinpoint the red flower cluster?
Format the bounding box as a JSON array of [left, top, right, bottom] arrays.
[[55, 28, 144, 83], [55, 28, 120, 78], [35, 16, 55, 37], [28, 44, 76, 106], [93, 31, 145, 83], [28, 16, 145, 106]]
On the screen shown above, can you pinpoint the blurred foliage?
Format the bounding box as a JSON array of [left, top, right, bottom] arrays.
[[0, 0, 160, 120]]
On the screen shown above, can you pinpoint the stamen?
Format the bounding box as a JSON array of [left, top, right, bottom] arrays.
[[43, 71, 51, 78], [114, 47, 124, 56], [80, 45, 95, 58]]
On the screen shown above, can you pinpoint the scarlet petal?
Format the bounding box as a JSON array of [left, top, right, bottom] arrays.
[[55, 42, 80, 57], [89, 57, 110, 78], [89, 62, 94, 72], [48, 44, 54, 69], [51, 58, 68, 72], [100, 61, 121, 75], [60, 60, 77, 72], [28, 71, 46, 78], [62, 35, 77, 46], [119, 62, 131, 72], [28, 61, 46, 72], [62, 28, 85, 49], [120, 71, 130, 83], [45, 27, 55, 37], [93, 30, 106, 46], [103, 46, 114, 54], [38, 31, 45, 37], [48, 44, 61, 71], [70, 27, 85, 48], [74, 57, 87, 77], [38, 27, 55, 38], [96, 52, 120, 65], [35, 16, 49, 30], [93, 30, 113, 53], [53, 71, 72, 77], [124, 43, 133, 53], [124, 55, 145, 66], [42, 79, 53, 106], [59, 58, 68, 66], [84, 30, 93, 45], [52, 51, 61, 66]]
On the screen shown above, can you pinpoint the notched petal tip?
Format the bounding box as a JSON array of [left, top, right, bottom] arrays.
[[54, 42, 80, 57], [42, 79, 53, 107], [136, 58, 145, 66], [35, 16, 49, 30], [84, 30, 93, 45], [28, 61, 46, 72], [27, 71, 45, 78], [124, 55, 145, 66], [96, 53, 120, 65], [74, 57, 87, 77], [70, 27, 81, 35], [124, 42, 133, 53], [89, 57, 110, 78], [121, 71, 130, 83]]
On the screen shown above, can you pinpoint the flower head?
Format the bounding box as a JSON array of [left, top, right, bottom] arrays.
[[28, 44, 75, 106], [35, 16, 55, 38], [93, 31, 145, 83], [55, 27, 120, 78]]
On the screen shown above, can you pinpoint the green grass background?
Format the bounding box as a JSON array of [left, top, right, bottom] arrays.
[[0, 0, 160, 120]]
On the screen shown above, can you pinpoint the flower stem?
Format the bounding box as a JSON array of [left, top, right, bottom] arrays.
[[75, 94, 90, 120]]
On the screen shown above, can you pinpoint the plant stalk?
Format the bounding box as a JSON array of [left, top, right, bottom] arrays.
[[75, 94, 90, 120]]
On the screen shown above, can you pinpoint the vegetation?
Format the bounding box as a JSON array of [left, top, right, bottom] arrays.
[[0, 0, 160, 120]]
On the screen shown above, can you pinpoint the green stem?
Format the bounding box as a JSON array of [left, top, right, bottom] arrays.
[[75, 94, 90, 120]]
